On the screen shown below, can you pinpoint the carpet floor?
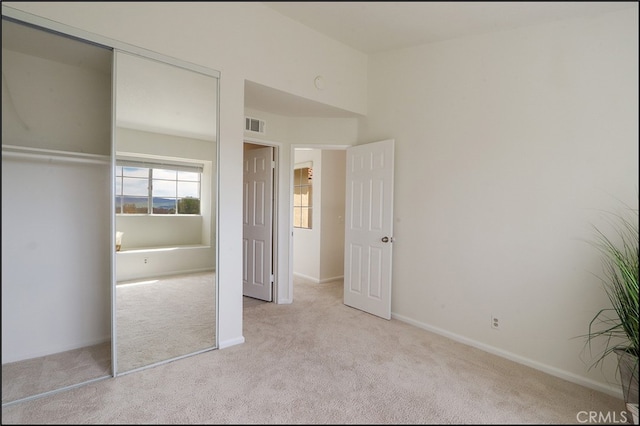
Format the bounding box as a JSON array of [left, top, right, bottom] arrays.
[[1, 277, 627, 424]]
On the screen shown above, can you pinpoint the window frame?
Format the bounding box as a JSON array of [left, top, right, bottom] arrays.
[[293, 162, 313, 229], [115, 158, 203, 216]]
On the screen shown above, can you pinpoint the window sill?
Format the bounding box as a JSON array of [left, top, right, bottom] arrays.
[[116, 244, 211, 253]]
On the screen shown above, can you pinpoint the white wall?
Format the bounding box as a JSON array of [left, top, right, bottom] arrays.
[[244, 107, 291, 143], [288, 117, 359, 145], [244, 108, 359, 145], [319, 150, 346, 282], [116, 246, 214, 282], [293, 149, 322, 281], [2, 159, 112, 363], [359, 8, 638, 396], [3, 1, 368, 349], [116, 215, 203, 249]]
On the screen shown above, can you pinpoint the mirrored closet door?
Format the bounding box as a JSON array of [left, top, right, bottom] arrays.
[[2, 18, 113, 405], [2, 11, 220, 405], [113, 51, 219, 375]]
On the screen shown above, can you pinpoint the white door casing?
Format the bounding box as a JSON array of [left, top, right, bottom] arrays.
[[343, 139, 395, 320], [243, 146, 273, 301]]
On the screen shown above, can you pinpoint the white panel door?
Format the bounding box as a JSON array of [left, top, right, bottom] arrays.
[[344, 139, 394, 319], [243, 146, 273, 301]]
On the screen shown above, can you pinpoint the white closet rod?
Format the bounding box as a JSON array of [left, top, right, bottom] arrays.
[[2, 144, 110, 165]]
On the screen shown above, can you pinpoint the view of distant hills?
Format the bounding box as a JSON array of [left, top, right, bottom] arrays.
[[116, 196, 174, 208], [116, 196, 199, 214]]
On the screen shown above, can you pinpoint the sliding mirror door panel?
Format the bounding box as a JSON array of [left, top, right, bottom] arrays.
[[113, 51, 218, 374], [2, 18, 113, 405], [2, 11, 220, 403]]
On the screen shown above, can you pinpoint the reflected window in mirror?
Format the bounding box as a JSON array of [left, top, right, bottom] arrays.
[[116, 159, 203, 215]]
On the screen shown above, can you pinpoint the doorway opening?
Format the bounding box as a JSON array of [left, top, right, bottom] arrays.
[[291, 146, 347, 289], [290, 140, 396, 321]]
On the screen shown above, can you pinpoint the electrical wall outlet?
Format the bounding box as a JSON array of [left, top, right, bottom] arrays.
[[491, 315, 500, 330]]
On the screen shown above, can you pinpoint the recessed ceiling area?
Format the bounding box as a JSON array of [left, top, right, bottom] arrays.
[[244, 80, 362, 119], [263, 2, 635, 54], [249, 1, 636, 118]]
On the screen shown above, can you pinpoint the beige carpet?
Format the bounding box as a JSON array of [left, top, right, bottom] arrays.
[[1, 342, 111, 405], [116, 272, 216, 373], [2, 272, 216, 405], [1, 278, 627, 424]]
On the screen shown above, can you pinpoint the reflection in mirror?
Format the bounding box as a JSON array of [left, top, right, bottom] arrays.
[[114, 51, 218, 374], [2, 19, 113, 405]]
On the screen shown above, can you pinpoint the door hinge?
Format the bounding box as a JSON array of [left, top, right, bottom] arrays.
[[272, 160, 276, 169], [270, 274, 274, 283]]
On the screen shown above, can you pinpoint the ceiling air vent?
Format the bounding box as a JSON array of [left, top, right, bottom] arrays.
[[245, 117, 265, 134]]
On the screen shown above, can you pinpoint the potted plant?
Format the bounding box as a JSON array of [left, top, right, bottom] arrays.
[[584, 203, 638, 421]]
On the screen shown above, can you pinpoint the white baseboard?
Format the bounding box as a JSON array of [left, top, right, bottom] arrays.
[[218, 336, 245, 349], [3, 335, 111, 365], [293, 272, 344, 283], [293, 272, 318, 282], [320, 275, 344, 283], [391, 312, 624, 400]]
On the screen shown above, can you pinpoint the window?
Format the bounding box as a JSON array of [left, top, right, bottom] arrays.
[[115, 159, 202, 215], [293, 165, 313, 228]]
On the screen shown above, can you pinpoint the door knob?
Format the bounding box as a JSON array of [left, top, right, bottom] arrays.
[[381, 236, 392, 243]]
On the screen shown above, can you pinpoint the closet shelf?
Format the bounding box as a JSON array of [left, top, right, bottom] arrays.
[[2, 144, 110, 165]]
